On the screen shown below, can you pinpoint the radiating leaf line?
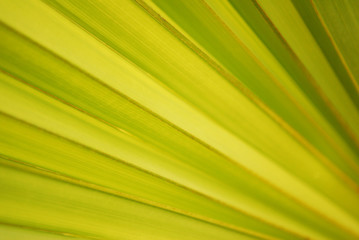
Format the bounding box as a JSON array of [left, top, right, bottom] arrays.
[[0, 39, 314, 238], [0, 222, 98, 240], [44, 0, 359, 203], [2, 60, 356, 240], [282, 0, 359, 111], [196, 0, 359, 187], [226, 0, 359, 169], [0, 21, 305, 211], [1, 71, 353, 239], [0, 110, 303, 240], [309, 0, 359, 92], [1, 1, 358, 239], [0, 154, 275, 240], [14, 0, 358, 201], [142, 1, 359, 199], [0, 156, 256, 240], [132, 0, 359, 191], [28, 2, 299, 182], [309, 0, 359, 94], [4, 1, 358, 208], [0, 3, 359, 236], [251, 0, 359, 151], [0, 20, 358, 240]]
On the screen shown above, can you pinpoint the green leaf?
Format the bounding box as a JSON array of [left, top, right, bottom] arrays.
[[0, 0, 358, 239]]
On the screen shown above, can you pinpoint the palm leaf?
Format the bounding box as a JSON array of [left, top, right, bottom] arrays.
[[0, 0, 358, 239]]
